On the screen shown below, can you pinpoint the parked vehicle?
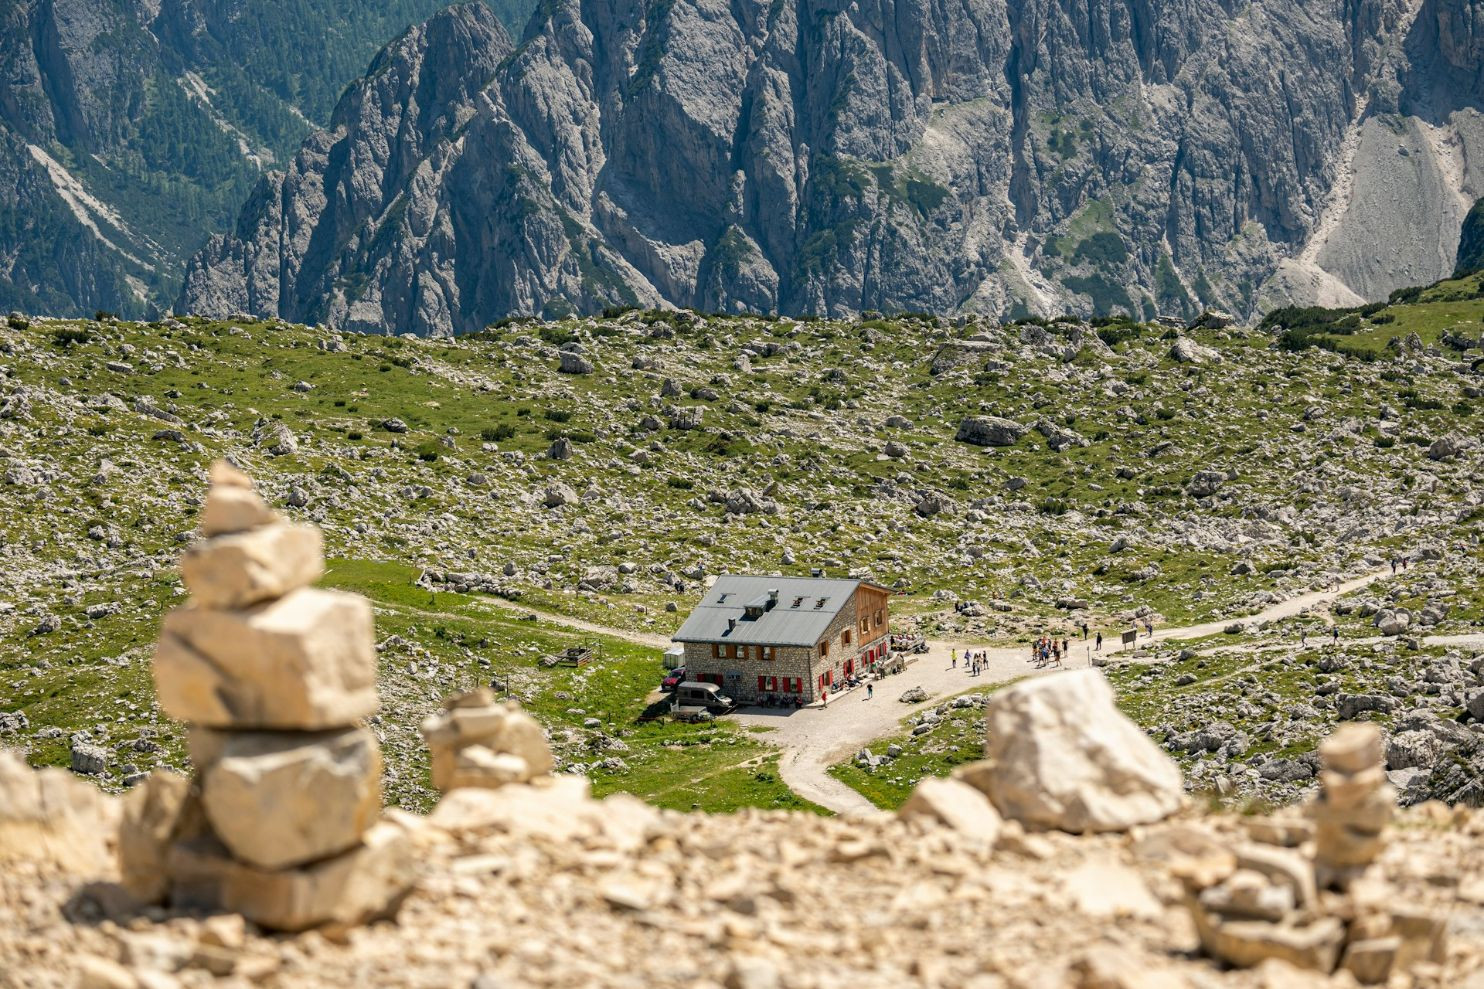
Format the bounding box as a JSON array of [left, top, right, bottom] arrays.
[[672, 681, 736, 714], [661, 666, 687, 691]]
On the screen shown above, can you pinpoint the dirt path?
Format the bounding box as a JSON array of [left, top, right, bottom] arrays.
[[470, 596, 674, 650], [738, 569, 1412, 815]]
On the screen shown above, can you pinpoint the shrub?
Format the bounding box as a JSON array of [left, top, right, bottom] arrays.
[[481, 424, 517, 441], [544, 409, 572, 423], [414, 443, 440, 462], [51, 327, 91, 347]]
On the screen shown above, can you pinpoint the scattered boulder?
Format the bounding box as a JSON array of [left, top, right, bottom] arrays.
[[954, 416, 1027, 447], [976, 670, 1184, 833], [558, 351, 594, 374]]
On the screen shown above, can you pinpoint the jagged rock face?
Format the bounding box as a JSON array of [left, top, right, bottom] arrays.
[[0, 0, 510, 318], [180, 0, 1484, 336]]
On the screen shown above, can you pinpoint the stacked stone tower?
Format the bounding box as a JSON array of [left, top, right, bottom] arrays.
[[1313, 723, 1394, 890], [121, 462, 414, 931]]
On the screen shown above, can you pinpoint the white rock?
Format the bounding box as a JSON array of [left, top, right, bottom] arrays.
[[192, 726, 381, 871], [979, 670, 1185, 833], [153, 588, 378, 730], [898, 777, 1002, 843], [170, 818, 417, 932], [180, 522, 323, 609]]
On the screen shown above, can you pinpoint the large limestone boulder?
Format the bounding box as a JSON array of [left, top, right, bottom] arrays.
[[192, 727, 382, 870], [153, 588, 378, 729], [180, 522, 323, 609], [978, 670, 1184, 833], [0, 752, 117, 875]]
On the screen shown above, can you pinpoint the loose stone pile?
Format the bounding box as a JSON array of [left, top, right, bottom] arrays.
[[420, 688, 554, 792], [1182, 723, 1444, 982], [119, 462, 415, 931]]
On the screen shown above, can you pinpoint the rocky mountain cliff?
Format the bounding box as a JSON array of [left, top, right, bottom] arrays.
[[178, 0, 1484, 336], [0, 0, 538, 319]]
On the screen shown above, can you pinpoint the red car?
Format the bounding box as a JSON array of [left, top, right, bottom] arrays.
[[661, 666, 686, 691]]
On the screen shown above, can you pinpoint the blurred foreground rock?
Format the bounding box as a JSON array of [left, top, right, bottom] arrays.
[[124, 462, 414, 930]]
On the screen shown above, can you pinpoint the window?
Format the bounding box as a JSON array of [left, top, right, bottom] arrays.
[[737, 645, 749, 661], [711, 644, 720, 658], [785, 677, 801, 693], [819, 641, 829, 657], [875, 609, 883, 625], [760, 646, 776, 661], [842, 629, 852, 646], [724, 644, 738, 659], [757, 675, 767, 693], [860, 619, 869, 636]]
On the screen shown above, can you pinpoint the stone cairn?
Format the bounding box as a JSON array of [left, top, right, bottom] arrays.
[[1313, 722, 1393, 889], [119, 462, 415, 931], [420, 687, 554, 792], [1182, 724, 1445, 983]]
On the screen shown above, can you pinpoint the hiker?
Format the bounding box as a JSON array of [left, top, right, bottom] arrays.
[[1082, 623, 1089, 640], [866, 683, 873, 700], [1331, 626, 1340, 645], [1300, 629, 1307, 647], [1390, 558, 1397, 575], [1062, 637, 1069, 657], [822, 689, 828, 708], [951, 649, 957, 669], [1095, 631, 1103, 651]]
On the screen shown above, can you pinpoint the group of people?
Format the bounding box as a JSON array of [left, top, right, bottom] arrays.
[[949, 648, 995, 677], [1030, 636, 1070, 668]]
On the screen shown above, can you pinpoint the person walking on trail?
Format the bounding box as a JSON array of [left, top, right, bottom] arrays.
[[1062, 638, 1070, 658], [866, 683, 873, 700], [1082, 622, 1089, 640], [1331, 626, 1340, 645], [951, 649, 957, 669], [1390, 558, 1397, 575], [1300, 629, 1308, 648], [822, 689, 828, 708], [1095, 631, 1103, 652]]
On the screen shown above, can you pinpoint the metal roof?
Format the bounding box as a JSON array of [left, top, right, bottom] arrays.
[[672, 574, 883, 647]]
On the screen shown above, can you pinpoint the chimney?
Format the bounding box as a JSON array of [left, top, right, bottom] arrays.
[[810, 567, 824, 578], [727, 618, 737, 633], [766, 588, 778, 610]]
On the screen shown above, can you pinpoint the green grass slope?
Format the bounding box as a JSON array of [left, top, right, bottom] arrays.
[[0, 292, 1479, 811]]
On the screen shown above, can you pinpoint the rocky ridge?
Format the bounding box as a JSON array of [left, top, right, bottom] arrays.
[[0, 0, 508, 318], [181, 0, 1484, 335]]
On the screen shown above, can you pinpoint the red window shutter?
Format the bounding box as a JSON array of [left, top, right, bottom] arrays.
[[757, 676, 766, 692]]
